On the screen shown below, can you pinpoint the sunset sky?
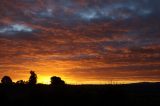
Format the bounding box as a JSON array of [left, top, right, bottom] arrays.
[[0, 0, 160, 84]]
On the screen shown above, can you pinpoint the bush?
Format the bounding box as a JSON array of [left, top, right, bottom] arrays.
[[50, 76, 65, 86], [1, 76, 13, 85]]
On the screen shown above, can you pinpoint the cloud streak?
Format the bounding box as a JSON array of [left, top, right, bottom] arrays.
[[0, 24, 33, 33]]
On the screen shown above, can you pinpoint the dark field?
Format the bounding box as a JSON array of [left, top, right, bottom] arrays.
[[1, 83, 160, 106]]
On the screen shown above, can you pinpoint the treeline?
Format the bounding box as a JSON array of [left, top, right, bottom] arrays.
[[1, 70, 65, 86]]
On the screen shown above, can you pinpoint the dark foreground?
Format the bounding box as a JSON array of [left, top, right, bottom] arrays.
[[0, 83, 160, 106]]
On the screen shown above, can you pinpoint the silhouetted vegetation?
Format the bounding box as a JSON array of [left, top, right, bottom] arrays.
[[0, 71, 160, 106], [29, 71, 37, 85], [1, 76, 12, 85], [50, 76, 65, 86], [16, 80, 26, 85]]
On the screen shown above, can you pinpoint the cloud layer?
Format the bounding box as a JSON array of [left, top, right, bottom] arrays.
[[0, 0, 160, 84]]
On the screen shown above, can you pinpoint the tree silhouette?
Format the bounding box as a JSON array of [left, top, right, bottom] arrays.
[[16, 80, 25, 84], [29, 71, 37, 85], [1, 76, 13, 85], [50, 76, 65, 86]]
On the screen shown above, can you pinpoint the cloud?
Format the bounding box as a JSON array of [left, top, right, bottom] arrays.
[[0, 0, 160, 83], [0, 24, 33, 34], [0, 0, 156, 23], [76, 1, 153, 21]]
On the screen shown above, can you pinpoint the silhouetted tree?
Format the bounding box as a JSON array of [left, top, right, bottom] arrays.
[[16, 80, 25, 84], [1, 76, 13, 85], [29, 71, 37, 85], [50, 76, 65, 86]]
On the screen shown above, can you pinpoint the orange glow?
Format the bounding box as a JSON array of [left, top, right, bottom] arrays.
[[1, 59, 160, 84]]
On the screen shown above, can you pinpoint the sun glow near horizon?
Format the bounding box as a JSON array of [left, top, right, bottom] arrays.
[[1, 62, 160, 85], [1, 61, 160, 85], [10, 73, 160, 85]]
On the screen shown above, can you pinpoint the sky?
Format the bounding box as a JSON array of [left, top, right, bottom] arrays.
[[0, 0, 160, 84]]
